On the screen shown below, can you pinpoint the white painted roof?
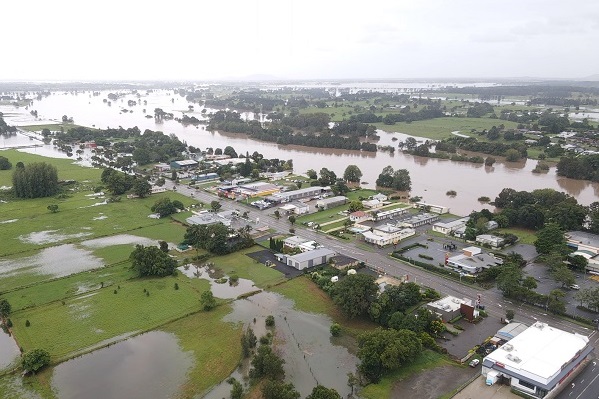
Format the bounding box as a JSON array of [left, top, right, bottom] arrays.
[[484, 322, 589, 384]]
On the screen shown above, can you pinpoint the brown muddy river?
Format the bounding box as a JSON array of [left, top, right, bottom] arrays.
[[2, 90, 598, 215]]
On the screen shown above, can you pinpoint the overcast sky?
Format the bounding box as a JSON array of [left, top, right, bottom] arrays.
[[3, 0, 598, 81]]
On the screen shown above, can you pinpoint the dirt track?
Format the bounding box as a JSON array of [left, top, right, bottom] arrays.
[[391, 364, 477, 399]]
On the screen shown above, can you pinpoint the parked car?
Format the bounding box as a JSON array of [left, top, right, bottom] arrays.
[[469, 359, 480, 367], [570, 284, 580, 290]]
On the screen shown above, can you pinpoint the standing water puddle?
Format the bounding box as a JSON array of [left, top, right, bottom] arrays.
[[51, 331, 193, 399], [178, 265, 258, 299]]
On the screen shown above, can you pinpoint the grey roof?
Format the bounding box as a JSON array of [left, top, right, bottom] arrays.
[[567, 231, 599, 249], [288, 247, 336, 262], [496, 322, 528, 340]]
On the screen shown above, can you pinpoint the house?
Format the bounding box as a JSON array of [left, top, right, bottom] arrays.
[[432, 217, 470, 235], [362, 199, 384, 209], [283, 235, 310, 250], [414, 201, 449, 214], [260, 171, 292, 180], [316, 196, 347, 210], [186, 212, 231, 227], [298, 240, 322, 252], [170, 159, 199, 170], [154, 163, 171, 172], [371, 193, 388, 202], [446, 246, 502, 274], [150, 186, 167, 194], [373, 207, 409, 221], [399, 213, 439, 228], [349, 211, 372, 223], [361, 225, 416, 247], [476, 234, 506, 248], [482, 322, 593, 398], [276, 247, 337, 270], [427, 296, 477, 322]]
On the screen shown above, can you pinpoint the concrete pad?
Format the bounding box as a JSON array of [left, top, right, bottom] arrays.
[[453, 376, 518, 399]]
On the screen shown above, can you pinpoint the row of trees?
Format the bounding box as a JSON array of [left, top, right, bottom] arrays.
[[12, 162, 59, 199], [375, 166, 411, 191]]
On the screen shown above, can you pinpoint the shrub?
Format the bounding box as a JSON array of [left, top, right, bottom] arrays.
[[418, 254, 433, 260], [330, 323, 341, 337], [25, 320, 31, 327], [174, 283, 179, 290], [446, 190, 457, 196], [265, 315, 275, 327]]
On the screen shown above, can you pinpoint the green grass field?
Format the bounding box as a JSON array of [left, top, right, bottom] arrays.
[[496, 227, 537, 245], [18, 123, 80, 133], [373, 117, 520, 140], [208, 246, 286, 288], [270, 276, 376, 335], [359, 350, 453, 399], [10, 274, 210, 362], [161, 305, 243, 398]]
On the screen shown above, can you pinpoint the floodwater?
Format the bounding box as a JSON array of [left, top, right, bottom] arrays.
[[51, 331, 193, 399], [205, 291, 359, 398], [0, 234, 162, 279], [0, 329, 20, 371], [178, 265, 258, 299], [2, 89, 599, 215]]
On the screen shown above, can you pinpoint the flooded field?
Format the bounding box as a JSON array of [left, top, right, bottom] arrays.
[[51, 331, 193, 399], [0, 234, 162, 279], [0, 329, 20, 371]]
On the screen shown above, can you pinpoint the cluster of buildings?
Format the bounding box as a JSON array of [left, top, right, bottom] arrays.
[[445, 246, 503, 274]]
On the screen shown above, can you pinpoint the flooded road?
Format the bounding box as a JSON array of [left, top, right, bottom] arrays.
[[2, 90, 598, 215], [51, 331, 193, 399]]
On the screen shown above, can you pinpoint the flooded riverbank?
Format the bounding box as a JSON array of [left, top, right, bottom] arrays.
[[2, 90, 598, 215]]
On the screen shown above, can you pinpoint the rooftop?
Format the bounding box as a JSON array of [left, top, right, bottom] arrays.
[[428, 296, 472, 312], [566, 231, 599, 251], [288, 247, 336, 262], [433, 217, 470, 229], [485, 322, 589, 383]]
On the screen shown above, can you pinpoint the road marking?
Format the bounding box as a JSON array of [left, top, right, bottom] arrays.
[[574, 372, 599, 399]]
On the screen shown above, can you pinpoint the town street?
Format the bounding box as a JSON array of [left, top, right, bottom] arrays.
[[168, 181, 596, 343]]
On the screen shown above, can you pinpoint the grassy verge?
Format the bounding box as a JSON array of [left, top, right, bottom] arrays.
[[18, 123, 80, 133], [496, 227, 537, 245], [359, 350, 453, 399], [161, 305, 243, 398], [208, 246, 286, 288]]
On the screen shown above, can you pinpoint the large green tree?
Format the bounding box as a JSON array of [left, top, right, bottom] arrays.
[[262, 381, 300, 399], [184, 223, 231, 255], [358, 328, 422, 383], [0, 299, 11, 318], [0, 156, 12, 170], [250, 345, 285, 380], [129, 245, 177, 277], [343, 165, 363, 183], [306, 385, 341, 399], [132, 178, 152, 198], [21, 349, 51, 373], [12, 162, 59, 198], [332, 274, 378, 319], [534, 223, 565, 255], [151, 197, 184, 218]]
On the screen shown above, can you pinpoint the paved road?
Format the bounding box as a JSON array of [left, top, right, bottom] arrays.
[[169, 181, 596, 341], [556, 357, 599, 399]]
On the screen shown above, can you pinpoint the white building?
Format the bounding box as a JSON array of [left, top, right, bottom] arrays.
[[399, 213, 439, 228], [283, 235, 310, 250], [482, 322, 593, 398], [426, 296, 477, 322], [432, 217, 470, 235], [361, 225, 415, 247], [414, 201, 449, 214], [279, 201, 310, 215], [476, 234, 506, 248], [373, 207, 409, 221], [371, 193, 388, 201], [446, 246, 502, 274], [316, 196, 347, 209], [566, 231, 599, 274], [277, 247, 337, 270], [362, 199, 384, 209]]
